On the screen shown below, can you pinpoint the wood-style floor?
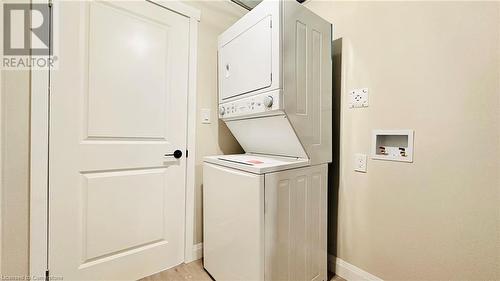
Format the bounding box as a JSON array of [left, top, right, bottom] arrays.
[[140, 260, 212, 281], [140, 259, 345, 281]]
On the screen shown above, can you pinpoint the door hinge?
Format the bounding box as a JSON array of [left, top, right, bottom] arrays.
[[48, 0, 53, 7], [45, 270, 49, 281], [186, 150, 189, 158], [270, 20, 272, 28]]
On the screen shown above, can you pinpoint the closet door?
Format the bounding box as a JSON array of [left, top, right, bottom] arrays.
[[49, 1, 189, 279]]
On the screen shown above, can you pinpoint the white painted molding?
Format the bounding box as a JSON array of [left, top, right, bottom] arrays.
[[330, 255, 383, 281], [183, 11, 200, 264], [30, 65, 50, 277], [0, 2, 3, 275], [29, 0, 50, 277]]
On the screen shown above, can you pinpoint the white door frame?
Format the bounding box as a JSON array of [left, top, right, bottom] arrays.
[[29, 0, 201, 277]]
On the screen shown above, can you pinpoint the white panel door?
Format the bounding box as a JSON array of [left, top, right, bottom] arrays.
[[49, 1, 189, 280]]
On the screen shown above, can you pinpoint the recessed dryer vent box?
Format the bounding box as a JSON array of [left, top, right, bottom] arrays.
[[372, 130, 414, 162]]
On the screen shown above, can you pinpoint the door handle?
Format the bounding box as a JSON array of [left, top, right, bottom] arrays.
[[164, 150, 183, 159]]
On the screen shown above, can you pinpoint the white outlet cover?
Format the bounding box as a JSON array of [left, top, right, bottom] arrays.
[[354, 153, 367, 173], [349, 88, 369, 108]]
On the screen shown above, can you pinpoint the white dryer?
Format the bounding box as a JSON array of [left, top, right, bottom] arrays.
[[216, 0, 333, 165], [203, 0, 333, 280]]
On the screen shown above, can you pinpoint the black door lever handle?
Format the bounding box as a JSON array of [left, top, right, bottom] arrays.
[[164, 150, 182, 159]]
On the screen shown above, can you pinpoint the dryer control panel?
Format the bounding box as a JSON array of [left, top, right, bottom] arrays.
[[219, 90, 281, 119]]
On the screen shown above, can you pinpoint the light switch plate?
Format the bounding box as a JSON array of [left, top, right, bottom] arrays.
[[349, 88, 369, 108], [354, 153, 367, 172], [200, 108, 211, 124]]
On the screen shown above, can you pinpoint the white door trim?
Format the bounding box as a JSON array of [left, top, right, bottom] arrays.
[[183, 16, 200, 263], [0, 2, 4, 276], [30, 0, 50, 276], [29, 0, 201, 277], [30, 59, 50, 279], [155, 0, 201, 21]]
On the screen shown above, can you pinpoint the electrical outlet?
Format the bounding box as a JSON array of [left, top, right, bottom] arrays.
[[349, 88, 369, 108], [354, 153, 367, 173]]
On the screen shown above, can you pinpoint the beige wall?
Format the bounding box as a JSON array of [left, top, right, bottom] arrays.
[[0, 0, 30, 276], [1, 1, 31, 275], [184, 0, 246, 244], [1, 70, 31, 276], [304, 1, 500, 280]]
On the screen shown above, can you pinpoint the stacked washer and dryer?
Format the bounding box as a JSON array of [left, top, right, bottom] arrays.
[[203, 1, 333, 280]]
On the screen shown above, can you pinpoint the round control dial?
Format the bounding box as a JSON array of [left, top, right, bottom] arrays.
[[263, 96, 274, 108], [219, 106, 225, 115]]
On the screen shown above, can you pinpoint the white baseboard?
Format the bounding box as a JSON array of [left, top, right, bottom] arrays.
[[190, 248, 380, 280], [184, 242, 203, 263], [329, 255, 383, 281], [192, 242, 203, 261]]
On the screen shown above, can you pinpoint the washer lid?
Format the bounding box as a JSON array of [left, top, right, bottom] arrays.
[[224, 114, 308, 159], [204, 154, 309, 174]]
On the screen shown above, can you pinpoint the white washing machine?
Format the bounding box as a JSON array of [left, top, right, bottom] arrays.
[[203, 155, 327, 281], [204, 0, 333, 280]]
